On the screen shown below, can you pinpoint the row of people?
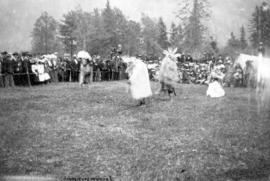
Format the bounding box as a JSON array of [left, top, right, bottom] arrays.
[[0, 50, 254, 89], [0, 51, 128, 88]]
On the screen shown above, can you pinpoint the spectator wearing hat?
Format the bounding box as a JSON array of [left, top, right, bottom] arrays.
[[0, 54, 4, 87], [79, 57, 93, 86], [70, 56, 79, 82], [95, 56, 103, 82], [258, 42, 265, 56], [102, 60, 110, 81], [233, 64, 243, 87], [2, 53, 15, 87], [13, 52, 24, 86], [244, 61, 256, 88], [21, 52, 32, 86]]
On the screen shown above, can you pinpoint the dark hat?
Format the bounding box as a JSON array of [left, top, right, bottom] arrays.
[[21, 52, 28, 56], [1, 51, 8, 55], [13, 52, 19, 56], [22, 51, 31, 57]]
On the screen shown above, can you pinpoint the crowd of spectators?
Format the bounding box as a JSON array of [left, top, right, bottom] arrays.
[[147, 54, 249, 88], [0, 51, 127, 88], [0, 50, 251, 89]]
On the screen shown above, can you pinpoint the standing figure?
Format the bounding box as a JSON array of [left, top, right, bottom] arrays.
[[123, 56, 152, 106], [77, 51, 92, 86], [157, 48, 180, 97], [2, 53, 15, 87], [206, 67, 225, 98], [0, 54, 4, 87]]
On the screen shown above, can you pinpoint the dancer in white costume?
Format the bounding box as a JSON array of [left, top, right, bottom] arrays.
[[206, 67, 225, 98], [123, 56, 152, 105]]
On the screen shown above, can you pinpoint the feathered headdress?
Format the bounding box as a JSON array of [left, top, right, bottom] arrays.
[[163, 48, 181, 61]]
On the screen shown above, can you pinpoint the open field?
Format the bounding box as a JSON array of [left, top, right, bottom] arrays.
[[0, 81, 270, 181]]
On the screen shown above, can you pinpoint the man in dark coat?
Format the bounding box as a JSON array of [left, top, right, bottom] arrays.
[[2, 53, 15, 87], [21, 52, 32, 86], [57, 57, 67, 82], [102, 60, 110, 81], [70, 56, 80, 82], [13, 52, 23, 86], [94, 56, 102, 82], [0, 54, 4, 87]]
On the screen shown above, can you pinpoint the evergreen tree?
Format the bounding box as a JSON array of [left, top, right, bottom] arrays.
[[170, 22, 178, 47], [177, 0, 210, 57], [240, 26, 248, 50], [125, 20, 141, 56], [221, 32, 241, 57], [87, 8, 105, 55], [228, 32, 241, 48], [31, 12, 60, 54], [102, 0, 117, 50], [157, 17, 168, 49], [169, 22, 183, 51], [59, 10, 79, 56], [249, 3, 270, 48], [141, 14, 162, 57]]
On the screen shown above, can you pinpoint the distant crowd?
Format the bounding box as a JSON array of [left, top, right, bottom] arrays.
[[147, 54, 248, 88], [0, 50, 128, 88], [0, 49, 250, 89]]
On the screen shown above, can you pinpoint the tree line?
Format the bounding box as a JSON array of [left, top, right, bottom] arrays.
[[222, 2, 270, 58], [31, 0, 268, 59]]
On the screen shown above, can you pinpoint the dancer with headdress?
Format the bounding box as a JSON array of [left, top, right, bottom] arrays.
[[77, 51, 93, 87], [156, 48, 181, 97]]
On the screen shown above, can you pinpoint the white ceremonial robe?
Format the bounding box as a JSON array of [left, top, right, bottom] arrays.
[[206, 81, 225, 98], [128, 59, 152, 100]]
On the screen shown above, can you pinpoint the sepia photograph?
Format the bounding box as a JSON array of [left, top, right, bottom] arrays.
[[0, 0, 270, 180]]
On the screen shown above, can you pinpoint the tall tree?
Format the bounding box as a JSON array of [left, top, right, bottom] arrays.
[[102, 0, 117, 51], [228, 32, 241, 49], [141, 14, 162, 58], [177, 0, 210, 57], [249, 3, 270, 49], [157, 17, 168, 49], [113, 7, 129, 47], [59, 10, 79, 56], [221, 32, 241, 57], [169, 22, 183, 50], [87, 8, 105, 55], [73, 8, 93, 51], [125, 20, 141, 56], [240, 26, 248, 50], [31, 12, 59, 54]]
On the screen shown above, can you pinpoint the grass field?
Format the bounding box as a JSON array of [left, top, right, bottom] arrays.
[[0, 81, 270, 181]]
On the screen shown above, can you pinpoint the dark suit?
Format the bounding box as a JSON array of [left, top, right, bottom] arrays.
[[2, 56, 15, 87], [0, 58, 4, 87]]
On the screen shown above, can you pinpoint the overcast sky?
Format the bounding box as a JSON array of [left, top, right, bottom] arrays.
[[0, 0, 265, 52]]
